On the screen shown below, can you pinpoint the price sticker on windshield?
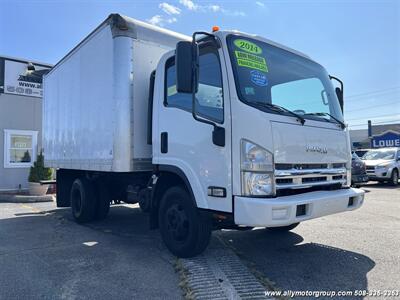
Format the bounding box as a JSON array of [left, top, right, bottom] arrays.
[[235, 51, 268, 72]]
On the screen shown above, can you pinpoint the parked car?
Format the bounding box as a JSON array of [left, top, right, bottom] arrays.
[[351, 152, 368, 186], [353, 149, 371, 158], [361, 147, 400, 186]]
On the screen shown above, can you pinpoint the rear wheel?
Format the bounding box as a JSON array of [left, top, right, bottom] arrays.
[[159, 186, 211, 258], [267, 223, 299, 232], [70, 178, 97, 223], [390, 169, 399, 186]]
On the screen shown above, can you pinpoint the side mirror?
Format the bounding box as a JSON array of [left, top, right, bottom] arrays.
[[329, 76, 344, 113], [335, 87, 344, 112], [176, 41, 199, 93]]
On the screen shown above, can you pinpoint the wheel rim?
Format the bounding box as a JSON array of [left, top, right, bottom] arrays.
[[166, 203, 189, 242], [394, 172, 399, 184]]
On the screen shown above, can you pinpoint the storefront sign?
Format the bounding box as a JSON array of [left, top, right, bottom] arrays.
[[3, 60, 50, 98], [371, 130, 400, 148]]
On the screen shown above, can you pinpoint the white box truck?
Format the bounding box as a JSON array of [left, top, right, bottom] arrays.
[[43, 14, 365, 257]]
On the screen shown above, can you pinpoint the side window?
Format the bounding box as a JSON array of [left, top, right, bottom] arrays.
[[165, 47, 224, 123], [165, 59, 192, 111]]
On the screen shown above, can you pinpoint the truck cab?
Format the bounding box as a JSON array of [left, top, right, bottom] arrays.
[[151, 29, 364, 255]]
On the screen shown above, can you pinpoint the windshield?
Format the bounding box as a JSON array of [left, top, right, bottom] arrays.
[[362, 150, 395, 160], [227, 35, 344, 122]]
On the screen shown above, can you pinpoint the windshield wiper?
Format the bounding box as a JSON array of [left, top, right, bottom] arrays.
[[251, 102, 306, 125], [304, 112, 346, 129]]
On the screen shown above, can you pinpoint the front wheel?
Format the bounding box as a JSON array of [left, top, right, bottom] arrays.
[[390, 169, 399, 186], [159, 186, 212, 258], [267, 223, 299, 232]]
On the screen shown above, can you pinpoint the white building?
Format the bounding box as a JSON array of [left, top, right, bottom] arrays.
[[0, 56, 52, 192]]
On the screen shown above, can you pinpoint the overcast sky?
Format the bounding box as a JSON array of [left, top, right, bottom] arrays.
[[1, 0, 399, 128]]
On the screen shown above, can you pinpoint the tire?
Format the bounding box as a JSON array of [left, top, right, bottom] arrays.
[[70, 178, 97, 223], [390, 169, 399, 186], [95, 181, 110, 220], [267, 222, 299, 232], [158, 186, 212, 258]]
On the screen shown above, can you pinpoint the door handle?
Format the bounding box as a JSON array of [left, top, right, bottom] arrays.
[[161, 132, 168, 153]]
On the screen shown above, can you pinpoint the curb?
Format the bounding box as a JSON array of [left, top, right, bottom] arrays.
[[0, 194, 55, 203]]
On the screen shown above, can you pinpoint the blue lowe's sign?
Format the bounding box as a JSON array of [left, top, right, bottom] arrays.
[[371, 130, 400, 148]]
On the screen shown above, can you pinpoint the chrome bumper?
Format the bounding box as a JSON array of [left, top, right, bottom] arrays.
[[234, 188, 364, 227]]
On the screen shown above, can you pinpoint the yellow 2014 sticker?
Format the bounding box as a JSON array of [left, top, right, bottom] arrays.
[[235, 51, 268, 72], [234, 39, 262, 54]]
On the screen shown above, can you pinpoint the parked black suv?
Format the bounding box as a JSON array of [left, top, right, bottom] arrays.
[[351, 152, 368, 186]]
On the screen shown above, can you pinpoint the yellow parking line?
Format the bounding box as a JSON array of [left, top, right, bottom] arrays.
[[20, 203, 42, 213]]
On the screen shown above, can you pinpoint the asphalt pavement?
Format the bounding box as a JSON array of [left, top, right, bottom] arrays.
[[0, 182, 399, 299], [217, 183, 400, 298], [0, 202, 182, 300]]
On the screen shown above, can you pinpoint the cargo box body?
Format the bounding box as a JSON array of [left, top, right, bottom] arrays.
[[43, 14, 189, 172]]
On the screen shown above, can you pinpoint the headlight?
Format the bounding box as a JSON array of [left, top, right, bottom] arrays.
[[375, 165, 388, 170], [241, 140, 273, 172], [242, 172, 273, 196], [344, 168, 351, 187], [241, 140, 274, 196]]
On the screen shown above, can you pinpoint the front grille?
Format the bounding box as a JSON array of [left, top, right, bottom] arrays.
[[276, 178, 293, 184], [366, 166, 375, 171], [275, 163, 328, 170], [302, 176, 327, 183], [332, 163, 346, 168], [275, 162, 346, 192]]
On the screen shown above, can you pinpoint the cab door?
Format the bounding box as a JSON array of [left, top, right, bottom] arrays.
[[153, 44, 232, 213]]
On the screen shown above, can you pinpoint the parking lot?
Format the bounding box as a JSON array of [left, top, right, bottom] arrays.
[[0, 183, 399, 299]]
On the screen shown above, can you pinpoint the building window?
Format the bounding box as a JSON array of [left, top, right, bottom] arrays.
[[4, 129, 38, 168]]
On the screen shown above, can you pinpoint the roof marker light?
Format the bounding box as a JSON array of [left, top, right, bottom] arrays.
[[212, 26, 220, 32]]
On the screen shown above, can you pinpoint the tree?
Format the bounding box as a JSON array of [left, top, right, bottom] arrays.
[[28, 150, 52, 183]]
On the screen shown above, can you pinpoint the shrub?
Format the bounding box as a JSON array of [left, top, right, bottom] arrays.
[[28, 151, 52, 183]]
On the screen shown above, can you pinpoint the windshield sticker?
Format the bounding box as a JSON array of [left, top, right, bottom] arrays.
[[234, 39, 262, 54], [235, 51, 268, 72], [167, 85, 177, 97], [250, 70, 268, 87], [245, 87, 255, 95]]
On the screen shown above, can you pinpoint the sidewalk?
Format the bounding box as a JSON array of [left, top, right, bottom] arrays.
[[0, 193, 55, 203]]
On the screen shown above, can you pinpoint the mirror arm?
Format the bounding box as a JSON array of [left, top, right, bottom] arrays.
[[329, 75, 343, 91], [192, 31, 221, 48], [190, 32, 217, 128], [329, 75, 344, 112], [190, 31, 225, 147]]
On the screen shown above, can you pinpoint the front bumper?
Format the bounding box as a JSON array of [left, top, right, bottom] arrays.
[[234, 188, 364, 227], [351, 174, 369, 183], [366, 169, 391, 180]]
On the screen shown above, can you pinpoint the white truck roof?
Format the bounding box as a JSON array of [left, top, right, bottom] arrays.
[[48, 14, 190, 76]]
